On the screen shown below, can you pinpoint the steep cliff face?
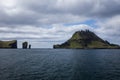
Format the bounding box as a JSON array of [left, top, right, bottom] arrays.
[[0, 40, 17, 49], [22, 42, 28, 49], [53, 30, 120, 49]]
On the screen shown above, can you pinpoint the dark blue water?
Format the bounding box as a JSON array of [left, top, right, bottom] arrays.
[[0, 49, 120, 80]]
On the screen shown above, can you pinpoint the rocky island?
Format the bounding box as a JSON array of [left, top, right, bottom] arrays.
[[53, 30, 120, 49], [22, 41, 28, 49], [22, 41, 31, 49], [0, 40, 17, 49]]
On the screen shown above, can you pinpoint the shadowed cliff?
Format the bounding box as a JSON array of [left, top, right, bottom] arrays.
[[0, 40, 17, 49], [53, 30, 120, 49]]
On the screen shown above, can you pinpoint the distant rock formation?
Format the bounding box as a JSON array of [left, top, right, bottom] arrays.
[[29, 44, 31, 49], [22, 42, 28, 49], [0, 40, 17, 49], [53, 30, 120, 49]]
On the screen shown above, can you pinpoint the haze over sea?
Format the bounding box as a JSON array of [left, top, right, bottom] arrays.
[[0, 49, 120, 80]]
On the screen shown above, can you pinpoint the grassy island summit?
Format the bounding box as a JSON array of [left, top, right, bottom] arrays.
[[53, 30, 120, 49]]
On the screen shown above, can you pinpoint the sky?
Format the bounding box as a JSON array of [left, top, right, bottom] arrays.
[[0, 0, 120, 48]]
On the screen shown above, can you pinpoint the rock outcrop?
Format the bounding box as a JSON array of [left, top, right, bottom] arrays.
[[53, 30, 120, 49], [0, 40, 17, 49], [22, 42, 28, 49], [29, 44, 31, 49]]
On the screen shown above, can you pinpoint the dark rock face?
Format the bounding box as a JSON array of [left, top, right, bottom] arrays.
[[22, 42, 28, 49], [29, 44, 31, 49], [0, 40, 17, 49], [53, 30, 120, 49]]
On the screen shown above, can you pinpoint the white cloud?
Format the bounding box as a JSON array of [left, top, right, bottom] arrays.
[[0, 24, 93, 48], [95, 15, 120, 44], [0, 24, 92, 39]]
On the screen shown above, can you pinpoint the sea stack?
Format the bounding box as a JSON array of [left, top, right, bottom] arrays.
[[29, 44, 31, 49], [53, 30, 120, 49], [22, 42, 28, 49], [0, 40, 17, 49]]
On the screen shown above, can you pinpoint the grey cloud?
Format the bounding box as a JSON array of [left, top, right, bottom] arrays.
[[0, 10, 39, 26], [1, 0, 120, 26], [17, 0, 120, 17], [91, 0, 120, 17]]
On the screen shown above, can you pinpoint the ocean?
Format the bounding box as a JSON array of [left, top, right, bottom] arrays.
[[0, 49, 120, 80]]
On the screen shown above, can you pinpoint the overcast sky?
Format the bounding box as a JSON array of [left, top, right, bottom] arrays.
[[0, 0, 120, 48]]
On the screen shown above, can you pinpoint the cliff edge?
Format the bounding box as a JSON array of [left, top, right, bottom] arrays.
[[0, 40, 17, 49]]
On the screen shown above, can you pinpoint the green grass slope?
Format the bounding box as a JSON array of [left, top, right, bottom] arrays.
[[0, 40, 17, 48], [53, 30, 120, 49]]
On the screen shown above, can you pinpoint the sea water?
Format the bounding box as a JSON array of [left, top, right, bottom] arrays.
[[0, 49, 120, 80]]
